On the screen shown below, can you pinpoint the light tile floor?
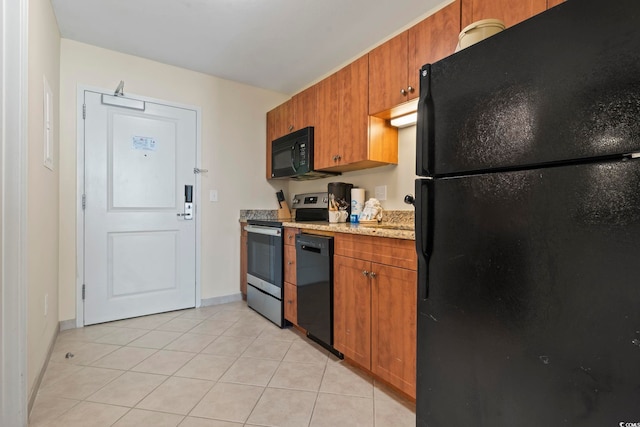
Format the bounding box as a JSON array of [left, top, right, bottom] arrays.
[[29, 301, 416, 427]]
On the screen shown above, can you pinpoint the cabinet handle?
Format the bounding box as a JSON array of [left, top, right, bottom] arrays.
[[400, 88, 407, 96], [369, 271, 377, 279], [336, 154, 342, 161], [288, 234, 293, 239], [288, 125, 294, 132], [332, 155, 338, 161], [287, 261, 293, 265], [362, 270, 369, 277], [408, 86, 415, 93]]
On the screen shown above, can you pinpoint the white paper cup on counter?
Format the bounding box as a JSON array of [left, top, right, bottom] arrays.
[[350, 188, 365, 223]]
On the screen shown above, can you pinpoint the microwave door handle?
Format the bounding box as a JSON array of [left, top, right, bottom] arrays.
[[291, 144, 299, 172]]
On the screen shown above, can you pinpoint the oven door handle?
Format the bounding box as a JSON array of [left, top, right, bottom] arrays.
[[244, 225, 282, 237]]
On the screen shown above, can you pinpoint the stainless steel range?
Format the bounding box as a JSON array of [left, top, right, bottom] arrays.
[[291, 192, 329, 221], [244, 220, 284, 327]]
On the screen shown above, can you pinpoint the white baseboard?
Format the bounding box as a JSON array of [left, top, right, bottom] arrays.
[[201, 293, 243, 307], [28, 328, 58, 416], [59, 319, 76, 331]]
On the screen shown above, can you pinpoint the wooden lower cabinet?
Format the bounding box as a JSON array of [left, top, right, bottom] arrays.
[[333, 234, 417, 398], [333, 255, 372, 368], [283, 227, 300, 325], [240, 221, 247, 298], [371, 263, 417, 397], [284, 282, 298, 324]]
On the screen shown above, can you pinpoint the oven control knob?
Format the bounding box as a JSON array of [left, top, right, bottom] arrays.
[[292, 198, 299, 205]]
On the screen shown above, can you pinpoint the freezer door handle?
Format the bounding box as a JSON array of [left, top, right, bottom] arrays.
[[416, 64, 434, 177], [415, 179, 431, 301]]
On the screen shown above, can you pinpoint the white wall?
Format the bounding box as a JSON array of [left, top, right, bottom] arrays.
[[59, 40, 289, 322], [288, 126, 418, 210], [27, 0, 60, 403]]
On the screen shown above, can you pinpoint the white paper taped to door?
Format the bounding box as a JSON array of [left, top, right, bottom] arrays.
[[132, 136, 157, 151]]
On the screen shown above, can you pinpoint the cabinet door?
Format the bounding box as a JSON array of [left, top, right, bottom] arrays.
[[371, 263, 417, 398], [293, 84, 317, 131], [284, 282, 298, 325], [408, 0, 461, 99], [284, 244, 296, 285], [266, 100, 293, 179], [339, 55, 369, 166], [462, 0, 547, 28], [368, 32, 408, 116], [240, 222, 247, 297], [315, 72, 340, 170], [333, 255, 371, 368]]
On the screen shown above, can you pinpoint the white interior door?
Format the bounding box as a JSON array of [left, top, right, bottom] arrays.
[[83, 90, 197, 325]]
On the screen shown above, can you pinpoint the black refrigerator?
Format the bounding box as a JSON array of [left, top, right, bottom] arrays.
[[414, 0, 640, 425]]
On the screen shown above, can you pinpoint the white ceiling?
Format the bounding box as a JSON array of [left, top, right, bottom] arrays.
[[51, 0, 447, 95]]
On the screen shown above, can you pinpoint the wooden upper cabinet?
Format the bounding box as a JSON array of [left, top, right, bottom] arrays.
[[368, 32, 409, 116], [292, 84, 317, 131], [315, 71, 340, 171], [316, 55, 398, 172], [407, 0, 461, 93], [369, 0, 461, 117], [461, 0, 547, 28], [546, 0, 565, 8], [339, 56, 370, 166]]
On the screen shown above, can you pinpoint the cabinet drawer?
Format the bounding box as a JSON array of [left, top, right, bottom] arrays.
[[334, 234, 417, 270]]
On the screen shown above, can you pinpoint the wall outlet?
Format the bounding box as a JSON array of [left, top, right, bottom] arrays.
[[44, 293, 48, 316], [375, 185, 387, 201], [209, 190, 218, 202]]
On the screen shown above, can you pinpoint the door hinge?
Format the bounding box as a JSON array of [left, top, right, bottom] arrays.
[[82, 284, 86, 300], [82, 103, 86, 120], [82, 194, 86, 210]]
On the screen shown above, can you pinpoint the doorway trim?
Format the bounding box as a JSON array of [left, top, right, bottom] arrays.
[[75, 85, 203, 327], [1, 0, 29, 423]]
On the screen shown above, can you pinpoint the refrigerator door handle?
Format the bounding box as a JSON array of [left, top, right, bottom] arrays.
[[416, 64, 434, 177], [415, 179, 431, 301]]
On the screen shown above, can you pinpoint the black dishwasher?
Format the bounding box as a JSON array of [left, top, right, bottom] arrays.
[[295, 234, 337, 353]]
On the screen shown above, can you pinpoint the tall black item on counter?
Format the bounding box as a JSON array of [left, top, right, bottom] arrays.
[[327, 182, 353, 221], [414, 0, 640, 425]]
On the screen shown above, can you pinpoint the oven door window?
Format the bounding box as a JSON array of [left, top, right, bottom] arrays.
[[247, 232, 282, 286]]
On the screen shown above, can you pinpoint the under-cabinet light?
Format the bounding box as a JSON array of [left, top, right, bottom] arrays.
[[390, 112, 417, 128]]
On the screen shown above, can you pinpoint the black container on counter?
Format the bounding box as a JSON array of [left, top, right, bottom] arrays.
[[328, 182, 353, 222]]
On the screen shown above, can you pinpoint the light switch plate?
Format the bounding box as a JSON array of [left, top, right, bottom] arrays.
[[209, 190, 218, 202]]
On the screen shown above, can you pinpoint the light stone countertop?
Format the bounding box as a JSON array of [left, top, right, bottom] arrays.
[[239, 209, 415, 240]]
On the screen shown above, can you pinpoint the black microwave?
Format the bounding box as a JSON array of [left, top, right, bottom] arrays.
[[270, 127, 338, 180]]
